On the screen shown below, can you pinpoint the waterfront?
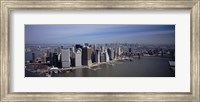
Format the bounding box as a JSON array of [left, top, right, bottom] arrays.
[[49, 56, 174, 77]]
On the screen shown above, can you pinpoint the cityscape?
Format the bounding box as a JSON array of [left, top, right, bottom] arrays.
[[25, 25, 175, 77]]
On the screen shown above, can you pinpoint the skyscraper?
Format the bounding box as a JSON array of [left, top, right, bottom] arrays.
[[49, 52, 53, 65], [100, 52, 106, 62], [105, 50, 110, 62], [57, 53, 62, 68], [117, 47, 121, 56], [75, 48, 82, 67], [75, 44, 83, 51], [116, 47, 121, 58], [82, 47, 92, 66], [53, 53, 58, 67], [70, 47, 75, 66], [57, 46, 61, 54], [91, 52, 96, 63], [101, 46, 105, 52], [107, 48, 114, 60], [61, 49, 71, 68], [95, 50, 100, 63]]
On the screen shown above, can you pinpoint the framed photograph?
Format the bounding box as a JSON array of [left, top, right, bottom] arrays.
[[25, 24, 175, 77], [1, 0, 199, 101]]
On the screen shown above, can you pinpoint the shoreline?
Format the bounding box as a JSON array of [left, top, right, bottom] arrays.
[[25, 56, 174, 77]]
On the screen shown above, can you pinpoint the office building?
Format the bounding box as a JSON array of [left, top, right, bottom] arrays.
[[100, 52, 106, 62], [70, 47, 75, 66], [70, 47, 75, 54], [101, 46, 105, 52], [91, 52, 96, 63], [49, 52, 53, 65], [54, 49, 57, 53], [61, 49, 71, 68], [107, 48, 114, 60], [105, 50, 110, 62], [95, 50, 100, 63], [57, 53, 62, 68], [75, 49, 82, 67], [82, 47, 92, 66], [117, 47, 121, 56], [92, 44, 96, 52], [75, 44, 83, 51], [57, 46, 61, 54], [115, 47, 121, 58], [53, 53, 58, 67]]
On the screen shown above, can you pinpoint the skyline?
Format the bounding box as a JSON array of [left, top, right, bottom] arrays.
[[25, 24, 175, 44]]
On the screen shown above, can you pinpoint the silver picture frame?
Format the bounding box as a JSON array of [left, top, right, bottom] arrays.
[[0, 0, 199, 101]]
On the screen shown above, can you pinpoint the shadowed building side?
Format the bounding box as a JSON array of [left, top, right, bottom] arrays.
[[95, 50, 100, 64], [82, 47, 92, 66]]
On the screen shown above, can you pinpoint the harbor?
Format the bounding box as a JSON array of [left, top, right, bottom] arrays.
[[25, 56, 175, 77], [46, 57, 134, 77]]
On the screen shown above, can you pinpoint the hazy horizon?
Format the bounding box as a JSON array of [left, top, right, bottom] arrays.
[[25, 24, 175, 45]]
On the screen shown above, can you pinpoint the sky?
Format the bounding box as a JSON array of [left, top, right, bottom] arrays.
[[25, 24, 175, 44]]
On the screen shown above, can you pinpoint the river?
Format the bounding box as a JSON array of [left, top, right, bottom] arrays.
[[50, 56, 175, 77]]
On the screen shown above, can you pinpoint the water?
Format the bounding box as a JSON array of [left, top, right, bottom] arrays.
[[51, 56, 175, 77]]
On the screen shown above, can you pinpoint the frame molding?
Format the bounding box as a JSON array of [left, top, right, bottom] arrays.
[[0, 0, 199, 101]]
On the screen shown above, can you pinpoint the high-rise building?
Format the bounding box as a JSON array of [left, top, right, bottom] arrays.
[[70, 47, 75, 54], [57, 46, 61, 54], [61, 49, 71, 68], [57, 53, 62, 68], [53, 53, 58, 67], [75, 49, 82, 67], [70, 47, 75, 66], [115, 47, 121, 58], [95, 50, 100, 63], [92, 44, 96, 51], [91, 52, 95, 63], [101, 46, 105, 52], [117, 47, 121, 56], [82, 47, 92, 66], [54, 49, 57, 53], [46, 50, 50, 58], [90, 45, 96, 63], [107, 48, 114, 60], [75, 44, 83, 51], [111, 49, 115, 60], [70, 53, 75, 67], [49, 52, 53, 65], [105, 50, 110, 62], [100, 52, 106, 62]]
